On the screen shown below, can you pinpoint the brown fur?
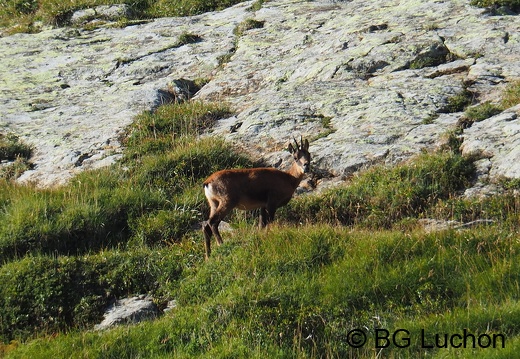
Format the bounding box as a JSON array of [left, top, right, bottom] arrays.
[[202, 137, 311, 259]]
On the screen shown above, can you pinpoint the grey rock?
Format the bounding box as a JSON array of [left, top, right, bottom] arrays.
[[0, 2, 251, 186], [94, 296, 160, 330], [418, 218, 496, 233], [1, 0, 520, 192], [163, 300, 178, 313], [70, 4, 133, 25], [461, 105, 520, 180], [418, 219, 462, 233], [197, 0, 520, 185]]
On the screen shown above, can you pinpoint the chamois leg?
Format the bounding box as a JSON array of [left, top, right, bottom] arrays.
[[203, 198, 220, 259], [259, 204, 277, 228], [205, 203, 233, 258], [260, 208, 268, 228], [203, 222, 213, 259]]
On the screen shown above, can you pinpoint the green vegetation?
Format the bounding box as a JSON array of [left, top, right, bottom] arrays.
[[460, 80, 520, 127], [279, 151, 476, 229], [464, 101, 503, 123], [0, 102, 251, 265], [471, 0, 520, 12], [440, 88, 474, 113], [247, 0, 267, 12], [175, 31, 202, 46], [0, 133, 32, 162], [0, 0, 249, 34], [0, 99, 253, 345], [2, 93, 520, 357], [0, 247, 191, 341], [409, 52, 452, 70], [5, 224, 520, 358], [502, 80, 520, 108], [0, 133, 33, 180], [233, 18, 265, 37]]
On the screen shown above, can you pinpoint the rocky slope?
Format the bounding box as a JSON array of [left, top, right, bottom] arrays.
[[0, 0, 519, 191]]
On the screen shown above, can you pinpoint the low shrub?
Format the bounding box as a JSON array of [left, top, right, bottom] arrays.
[[0, 247, 193, 342], [0, 133, 32, 162], [0, 168, 165, 262], [470, 0, 520, 12]]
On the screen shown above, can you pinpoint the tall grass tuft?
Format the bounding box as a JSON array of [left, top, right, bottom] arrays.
[[501, 80, 520, 108], [280, 151, 475, 228], [123, 101, 233, 159], [0, 133, 32, 162]]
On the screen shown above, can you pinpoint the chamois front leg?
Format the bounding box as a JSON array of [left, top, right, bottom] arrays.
[[259, 208, 268, 228], [259, 202, 277, 228]]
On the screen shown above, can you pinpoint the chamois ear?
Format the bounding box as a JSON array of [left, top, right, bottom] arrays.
[[303, 139, 309, 151], [288, 143, 296, 154]]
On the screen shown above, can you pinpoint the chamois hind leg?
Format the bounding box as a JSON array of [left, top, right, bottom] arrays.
[[203, 198, 220, 259], [203, 222, 213, 259], [208, 202, 234, 246]]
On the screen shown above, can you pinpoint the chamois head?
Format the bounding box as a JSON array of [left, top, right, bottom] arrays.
[[288, 136, 311, 177]]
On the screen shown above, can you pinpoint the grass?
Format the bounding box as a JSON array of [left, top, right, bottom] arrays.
[[232, 18, 264, 37], [459, 80, 520, 127], [2, 112, 520, 356], [0, 99, 257, 345], [501, 80, 520, 108], [278, 150, 476, 228], [0, 133, 32, 162], [0, 0, 249, 34], [464, 101, 503, 122], [4, 225, 520, 358], [471, 0, 520, 12], [0, 133, 33, 180], [440, 88, 474, 114]]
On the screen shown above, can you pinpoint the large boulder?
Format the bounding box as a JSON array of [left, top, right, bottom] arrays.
[[94, 296, 160, 330], [0, 0, 519, 190]]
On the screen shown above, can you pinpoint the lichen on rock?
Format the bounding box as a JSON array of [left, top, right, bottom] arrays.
[[1, 0, 519, 192]]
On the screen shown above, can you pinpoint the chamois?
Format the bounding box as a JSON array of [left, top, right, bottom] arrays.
[[202, 137, 311, 258]]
